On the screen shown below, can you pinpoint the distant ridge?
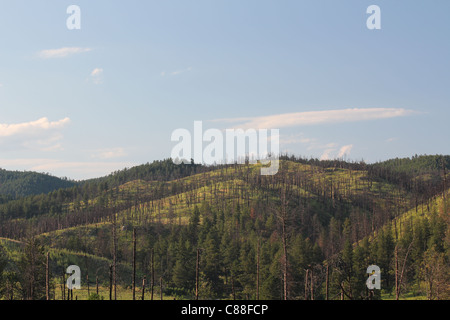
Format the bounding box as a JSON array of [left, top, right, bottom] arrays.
[[0, 169, 77, 198]]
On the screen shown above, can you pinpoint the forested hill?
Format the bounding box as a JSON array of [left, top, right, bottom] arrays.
[[0, 154, 448, 300], [370, 155, 449, 180], [0, 169, 77, 199], [1, 155, 447, 200], [81, 158, 205, 188]]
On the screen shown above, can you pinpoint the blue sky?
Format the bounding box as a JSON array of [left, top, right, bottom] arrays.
[[0, 0, 449, 180]]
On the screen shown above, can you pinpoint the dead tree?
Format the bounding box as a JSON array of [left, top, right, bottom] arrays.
[[304, 269, 309, 300], [279, 185, 290, 300], [132, 227, 137, 300], [256, 239, 260, 300], [61, 272, 66, 300], [196, 248, 200, 300], [141, 276, 146, 300], [46, 252, 50, 300], [109, 264, 113, 300], [325, 264, 329, 300], [160, 276, 163, 300], [112, 214, 118, 300], [151, 248, 155, 300]]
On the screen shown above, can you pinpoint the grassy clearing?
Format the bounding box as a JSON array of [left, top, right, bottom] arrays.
[[51, 284, 176, 301]]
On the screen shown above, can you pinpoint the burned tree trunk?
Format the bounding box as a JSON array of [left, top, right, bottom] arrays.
[[132, 227, 137, 300], [46, 252, 50, 300], [141, 276, 146, 300]]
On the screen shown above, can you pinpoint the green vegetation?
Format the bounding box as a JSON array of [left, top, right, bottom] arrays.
[[0, 169, 77, 199], [0, 155, 448, 300]]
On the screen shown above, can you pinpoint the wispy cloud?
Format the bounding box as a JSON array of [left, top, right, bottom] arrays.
[[22, 133, 65, 152], [161, 67, 193, 77], [219, 109, 377, 161], [315, 143, 354, 160], [320, 149, 335, 161], [386, 137, 398, 143], [0, 117, 70, 137], [279, 133, 354, 161], [38, 47, 92, 59], [89, 68, 104, 84], [279, 133, 316, 145], [212, 108, 416, 130], [337, 144, 353, 158], [92, 147, 126, 160], [0, 117, 70, 152]]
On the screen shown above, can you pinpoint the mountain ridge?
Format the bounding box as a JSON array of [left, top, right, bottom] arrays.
[[1, 154, 448, 199]]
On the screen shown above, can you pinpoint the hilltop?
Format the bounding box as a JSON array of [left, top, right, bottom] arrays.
[[0, 169, 77, 199]]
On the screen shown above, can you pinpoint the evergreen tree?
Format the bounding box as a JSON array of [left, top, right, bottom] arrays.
[[18, 236, 47, 300], [172, 238, 195, 293]]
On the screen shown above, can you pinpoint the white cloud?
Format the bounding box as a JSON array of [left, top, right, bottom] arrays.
[[91, 68, 103, 77], [0, 117, 70, 152], [337, 144, 353, 158], [0, 117, 70, 138], [38, 47, 92, 59], [307, 142, 337, 151], [161, 67, 193, 77], [279, 133, 316, 145], [92, 147, 127, 160], [87, 68, 104, 84], [320, 149, 335, 161], [212, 108, 416, 130], [22, 133, 65, 152], [316, 144, 353, 160], [212, 108, 400, 162]]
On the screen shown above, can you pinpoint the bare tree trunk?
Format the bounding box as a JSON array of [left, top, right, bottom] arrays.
[[46, 252, 50, 300], [87, 273, 90, 297], [62, 272, 66, 301], [112, 214, 117, 300], [310, 268, 314, 300], [141, 276, 146, 300], [395, 245, 399, 300], [109, 264, 113, 300], [326, 264, 329, 300], [397, 238, 414, 300], [304, 269, 309, 300], [132, 227, 136, 300], [256, 240, 260, 300], [196, 248, 200, 300], [231, 275, 236, 300], [160, 276, 163, 300], [151, 248, 154, 300], [280, 187, 289, 300], [443, 160, 447, 215]]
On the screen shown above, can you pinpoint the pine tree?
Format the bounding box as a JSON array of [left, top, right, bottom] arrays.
[[172, 238, 195, 293], [200, 227, 222, 298], [18, 236, 47, 300]]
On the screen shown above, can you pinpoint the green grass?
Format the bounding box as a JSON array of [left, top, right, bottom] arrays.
[[51, 284, 176, 300]]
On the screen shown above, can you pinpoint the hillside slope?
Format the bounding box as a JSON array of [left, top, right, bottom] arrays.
[[0, 169, 77, 199], [0, 156, 448, 300]]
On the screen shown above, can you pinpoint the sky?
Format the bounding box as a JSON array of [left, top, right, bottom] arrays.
[[0, 0, 449, 180]]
